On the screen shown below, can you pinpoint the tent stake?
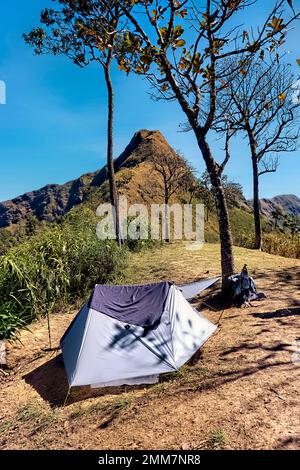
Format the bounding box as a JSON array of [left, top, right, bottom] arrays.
[[63, 387, 71, 407]]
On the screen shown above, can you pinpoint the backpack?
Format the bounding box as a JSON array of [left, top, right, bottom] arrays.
[[228, 265, 264, 307]]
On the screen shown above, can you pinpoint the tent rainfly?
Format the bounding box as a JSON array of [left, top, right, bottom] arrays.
[[60, 279, 219, 388]]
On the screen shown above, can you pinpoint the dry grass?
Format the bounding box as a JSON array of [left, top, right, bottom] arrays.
[[0, 242, 299, 450], [124, 241, 297, 285]]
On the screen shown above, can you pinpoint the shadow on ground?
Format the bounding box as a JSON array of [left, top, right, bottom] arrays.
[[252, 307, 300, 319], [275, 436, 300, 449], [23, 354, 150, 408]]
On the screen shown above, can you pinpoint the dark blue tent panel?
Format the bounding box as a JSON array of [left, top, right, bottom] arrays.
[[90, 282, 170, 327]]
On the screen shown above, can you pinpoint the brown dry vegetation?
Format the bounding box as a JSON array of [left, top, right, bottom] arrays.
[[0, 243, 299, 450]]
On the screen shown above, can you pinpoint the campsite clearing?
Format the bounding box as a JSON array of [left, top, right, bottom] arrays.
[[0, 243, 299, 450]]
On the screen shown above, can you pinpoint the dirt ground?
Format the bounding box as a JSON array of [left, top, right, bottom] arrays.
[[0, 244, 299, 450]]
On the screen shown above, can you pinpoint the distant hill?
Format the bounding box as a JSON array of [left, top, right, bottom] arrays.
[[0, 130, 176, 228], [259, 195, 300, 219], [2, 128, 295, 231]]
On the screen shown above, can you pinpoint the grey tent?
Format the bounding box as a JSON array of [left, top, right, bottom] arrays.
[[60, 279, 218, 388]]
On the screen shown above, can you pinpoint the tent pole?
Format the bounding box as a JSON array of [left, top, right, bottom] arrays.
[[63, 387, 71, 407], [47, 311, 52, 349]]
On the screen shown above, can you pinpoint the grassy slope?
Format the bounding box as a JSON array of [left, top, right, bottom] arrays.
[[0, 242, 299, 450], [124, 241, 294, 285]]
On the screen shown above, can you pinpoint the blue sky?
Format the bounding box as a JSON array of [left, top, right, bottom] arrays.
[[0, 0, 299, 202]]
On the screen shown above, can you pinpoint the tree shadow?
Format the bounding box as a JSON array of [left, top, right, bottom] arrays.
[[154, 356, 295, 399], [254, 265, 300, 283], [253, 328, 272, 335], [275, 436, 300, 450], [219, 340, 292, 359], [181, 277, 228, 310], [246, 266, 300, 307], [193, 359, 295, 394], [252, 306, 300, 319]]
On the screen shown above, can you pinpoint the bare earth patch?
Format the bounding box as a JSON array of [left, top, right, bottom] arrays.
[[0, 243, 299, 450]]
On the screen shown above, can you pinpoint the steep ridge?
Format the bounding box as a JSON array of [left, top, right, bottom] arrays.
[[0, 130, 173, 228], [260, 194, 300, 218]]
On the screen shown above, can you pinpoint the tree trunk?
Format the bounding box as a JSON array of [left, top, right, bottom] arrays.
[[104, 64, 122, 246], [160, 57, 234, 290], [248, 131, 262, 250], [252, 158, 262, 250], [196, 135, 235, 290], [164, 195, 170, 243], [213, 180, 235, 290]]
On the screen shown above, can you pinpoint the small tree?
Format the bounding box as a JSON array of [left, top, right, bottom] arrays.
[[286, 215, 300, 236], [199, 171, 245, 213], [149, 151, 193, 241], [197, 172, 217, 220], [217, 55, 300, 249], [0, 229, 15, 256], [25, 214, 39, 236], [109, 0, 299, 290], [272, 205, 285, 229], [223, 180, 246, 209], [24, 0, 128, 246]]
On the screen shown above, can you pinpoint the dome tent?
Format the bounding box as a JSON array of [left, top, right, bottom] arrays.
[[60, 279, 218, 389]]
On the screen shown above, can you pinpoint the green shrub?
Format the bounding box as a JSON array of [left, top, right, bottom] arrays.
[[123, 216, 158, 252], [233, 231, 256, 249], [208, 429, 226, 449], [0, 207, 128, 341], [0, 305, 29, 342]]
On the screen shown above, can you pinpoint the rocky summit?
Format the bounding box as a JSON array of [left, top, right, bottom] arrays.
[[0, 130, 175, 228]]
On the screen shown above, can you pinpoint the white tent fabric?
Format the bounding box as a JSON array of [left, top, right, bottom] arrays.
[[170, 286, 218, 367], [60, 283, 217, 388], [178, 277, 220, 300], [91, 375, 159, 389]]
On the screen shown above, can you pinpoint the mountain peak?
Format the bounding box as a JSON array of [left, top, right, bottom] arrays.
[[0, 129, 175, 228], [90, 129, 174, 186], [260, 194, 300, 218]]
